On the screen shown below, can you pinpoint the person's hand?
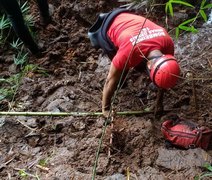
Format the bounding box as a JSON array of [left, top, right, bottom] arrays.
[[102, 106, 116, 119], [102, 105, 110, 118]]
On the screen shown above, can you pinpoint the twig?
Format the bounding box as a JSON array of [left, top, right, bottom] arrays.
[[207, 57, 212, 68], [15, 119, 36, 131], [0, 156, 15, 170], [0, 110, 153, 116], [13, 168, 40, 179], [35, 165, 49, 172], [108, 116, 114, 158], [191, 72, 198, 110]]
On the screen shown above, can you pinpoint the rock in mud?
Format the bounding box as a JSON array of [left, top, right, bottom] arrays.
[[156, 147, 212, 170], [25, 118, 37, 128], [138, 166, 165, 180], [105, 173, 126, 180]]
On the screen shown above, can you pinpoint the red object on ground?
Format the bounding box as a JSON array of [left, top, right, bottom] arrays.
[[161, 118, 212, 150]]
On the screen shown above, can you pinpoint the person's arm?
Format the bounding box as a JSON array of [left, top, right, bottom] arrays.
[[102, 63, 122, 117]]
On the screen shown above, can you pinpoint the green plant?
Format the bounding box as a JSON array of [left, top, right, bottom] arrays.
[[20, 0, 36, 36], [165, 0, 212, 38], [38, 159, 48, 167], [10, 38, 29, 66], [194, 163, 212, 180], [23, 64, 49, 76], [13, 51, 29, 65], [10, 38, 23, 50], [165, 0, 194, 16], [0, 63, 48, 103], [0, 73, 22, 101], [18, 169, 40, 180], [0, 14, 11, 44]]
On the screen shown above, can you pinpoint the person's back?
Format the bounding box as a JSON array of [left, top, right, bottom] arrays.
[[107, 12, 174, 70]]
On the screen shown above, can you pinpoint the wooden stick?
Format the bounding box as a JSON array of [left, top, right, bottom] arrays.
[[0, 110, 152, 116], [108, 116, 114, 158]]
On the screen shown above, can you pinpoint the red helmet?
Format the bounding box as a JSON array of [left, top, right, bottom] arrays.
[[149, 55, 180, 89]]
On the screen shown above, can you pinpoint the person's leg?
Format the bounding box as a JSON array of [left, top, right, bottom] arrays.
[[0, 0, 40, 54], [36, 0, 51, 26]]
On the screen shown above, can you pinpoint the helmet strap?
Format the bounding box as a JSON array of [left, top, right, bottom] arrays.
[[146, 55, 163, 80]]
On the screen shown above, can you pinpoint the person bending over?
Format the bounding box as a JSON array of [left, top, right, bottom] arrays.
[[88, 8, 180, 117]]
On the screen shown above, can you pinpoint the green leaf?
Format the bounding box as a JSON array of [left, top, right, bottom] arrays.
[[179, 25, 192, 31], [38, 159, 47, 167], [200, 0, 206, 8], [0, 14, 10, 30], [172, 0, 194, 8], [14, 52, 28, 65], [204, 163, 212, 172], [194, 175, 200, 180], [178, 25, 198, 33], [168, 3, 174, 16], [175, 27, 180, 39], [200, 10, 207, 22], [199, 172, 212, 179], [190, 26, 198, 33], [20, 1, 30, 14], [202, 3, 212, 9], [10, 38, 23, 50], [18, 169, 28, 177], [179, 17, 196, 26], [0, 95, 6, 101]]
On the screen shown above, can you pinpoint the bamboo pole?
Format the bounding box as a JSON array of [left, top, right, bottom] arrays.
[[0, 110, 156, 117]]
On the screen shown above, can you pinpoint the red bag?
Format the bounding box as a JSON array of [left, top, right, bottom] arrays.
[[161, 117, 212, 150]]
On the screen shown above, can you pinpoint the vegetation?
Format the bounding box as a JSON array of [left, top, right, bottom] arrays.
[[0, 0, 42, 103], [119, 0, 212, 38], [195, 163, 212, 180], [165, 0, 212, 38]]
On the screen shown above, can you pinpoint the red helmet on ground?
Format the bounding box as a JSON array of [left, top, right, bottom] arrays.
[[150, 55, 180, 89]]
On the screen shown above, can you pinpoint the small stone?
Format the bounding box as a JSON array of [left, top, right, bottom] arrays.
[[25, 118, 37, 128], [72, 121, 86, 131]]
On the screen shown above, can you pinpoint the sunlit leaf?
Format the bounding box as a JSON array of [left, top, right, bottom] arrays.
[[179, 25, 192, 31], [168, 3, 174, 16], [190, 26, 198, 33], [179, 17, 196, 26], [175, 27, 180, 39], [199, 172, 212, 179], [165, 2, 169, 13], [172, 0, 194, 8], [202, 3, 212, 9], [0, 14, 10, 30], [200, 10, 207, 22], [200, 0, 206, 8], [204, 163, 212, 172]]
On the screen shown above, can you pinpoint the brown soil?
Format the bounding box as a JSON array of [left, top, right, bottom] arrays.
[[0, 0, 212, 179]]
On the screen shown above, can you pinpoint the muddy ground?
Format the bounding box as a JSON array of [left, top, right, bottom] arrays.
[[0, 0, 212, 179]]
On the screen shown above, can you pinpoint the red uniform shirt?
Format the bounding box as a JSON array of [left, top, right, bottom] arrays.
[[107, 13, 174, 70]]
